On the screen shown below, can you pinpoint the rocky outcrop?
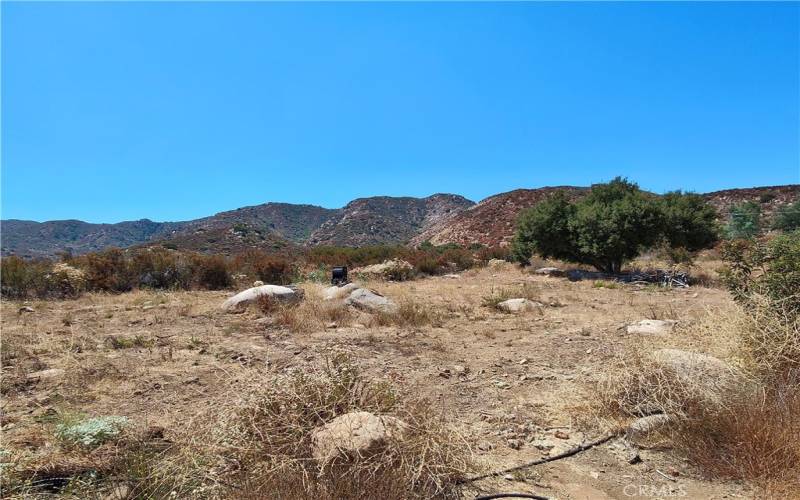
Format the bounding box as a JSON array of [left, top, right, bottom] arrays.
[[307, 194, 474, 247]]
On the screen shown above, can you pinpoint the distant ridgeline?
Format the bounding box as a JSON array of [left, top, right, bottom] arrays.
[[2, 185, 797, 259]]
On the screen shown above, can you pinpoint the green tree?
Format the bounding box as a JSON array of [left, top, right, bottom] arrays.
[[511, 191, 576, 266], [725, 201, 761, 239], [512, 178, 719, 273], [773, 200, 800, 232], [659, 191, 720, 251]]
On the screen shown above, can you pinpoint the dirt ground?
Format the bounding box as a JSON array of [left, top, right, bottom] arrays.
[[1, 264, 756, 499]]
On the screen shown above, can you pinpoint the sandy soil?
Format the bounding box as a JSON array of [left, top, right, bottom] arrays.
[[1, 264, 754, 499]]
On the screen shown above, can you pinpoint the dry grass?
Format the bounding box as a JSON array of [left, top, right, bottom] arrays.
[[368, 297, 446, 328], [258, 288, 445, 332], [182, 355, 472, 499], [598, 298, 800, 498], [671, 378, 800, 488], [733, 295, 800, 377], [597, 349, 743, 421], [481, 283, 540, 310]]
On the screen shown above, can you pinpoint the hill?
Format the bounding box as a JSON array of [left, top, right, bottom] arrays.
[[410, 187, 588, 247], [3, 185, 797, 258], [306, 194, 475, 247]]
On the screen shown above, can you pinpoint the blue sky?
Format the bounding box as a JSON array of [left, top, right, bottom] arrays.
[[2, 2, 798, 223]]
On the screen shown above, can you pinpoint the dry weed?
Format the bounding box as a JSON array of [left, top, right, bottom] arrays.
[[194, 355, 471, 499]]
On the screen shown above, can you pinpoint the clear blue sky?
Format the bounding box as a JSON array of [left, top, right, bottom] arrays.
[[2, 2, 798, 223]]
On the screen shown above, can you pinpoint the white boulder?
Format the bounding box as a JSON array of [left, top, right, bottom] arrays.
[[345, 288, 398, 314], [627, 319, 677, 336], [311, 411, 407, 462], [323, 283, 360, 301], [497, 298, 543, 313], [222, 285, 302, 312]]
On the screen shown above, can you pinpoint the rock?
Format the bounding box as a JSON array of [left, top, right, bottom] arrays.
[[221, 285, 302, 312], [26, 368, 65, 382], [531, 439, 555, 452], [322, 282, 360, 301], [345, 288, 398, 314], [534, 267, 564, 277], [452, 364, 468, 375], [325, 322, 338, 329], [488, 259, 508, 268], [554, 430, 570, 440], [352, 259, 413, 281], [18, 306, 35, 314], [103, 482, 131, 500], [311, 411, 407, 462], [252, 280, 264, 287], [503, 474, 514, 481], [650, 349, 735, 382], [507, 438, 524, 450], [647, 349, 745, 409], [627, 414, 671, 440], [442, 274, 461, 279], [626, 320, 677, 336], [497, 298, 543, 313]]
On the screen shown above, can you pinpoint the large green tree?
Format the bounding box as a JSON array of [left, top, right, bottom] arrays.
[[512, 178, 719, 273]]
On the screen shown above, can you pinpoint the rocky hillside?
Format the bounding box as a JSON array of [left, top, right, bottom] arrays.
[[306, 194, 475, 247], [185, 203, 337, 243], [3, 185, 796, 258], [0, 219, 187, 259], [413, 184, 800, 248], [1, 203, 333, 259], [702, 185, 800, 225], [411, 187, 587, 247]]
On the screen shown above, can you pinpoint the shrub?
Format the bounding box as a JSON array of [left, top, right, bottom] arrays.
[[513, 178, 694, 273], [721, 232, 800, 318], [207, 356, 470, 499], [725, 201, 761, 239], [193, 255, 232, 290], [234, 250, 296, 285], [658, 191, 719, 252], [773, 201, 800, 232], [1, 256, 51, 299], [47, 262, 86, 298], [130, 248, 192, 290], [55, 416, 129, 448], [672, 377, 800, 493], [79, 248, 135, 292]]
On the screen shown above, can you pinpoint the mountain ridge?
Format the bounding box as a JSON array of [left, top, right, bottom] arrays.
[[2, 185, 797, 258]]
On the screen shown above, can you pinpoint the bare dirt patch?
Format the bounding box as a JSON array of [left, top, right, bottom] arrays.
[[2, 267, 753, 498]]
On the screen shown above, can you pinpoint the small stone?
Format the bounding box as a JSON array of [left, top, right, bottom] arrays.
[[554, 430, 570, 440], [503, 474, 514, 481], [18, 306, 35, 314], [325, 322, 337, 329], [26, 368, 65, 382], [507, 438, 523, 449], [626, 319, 677, 336]]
